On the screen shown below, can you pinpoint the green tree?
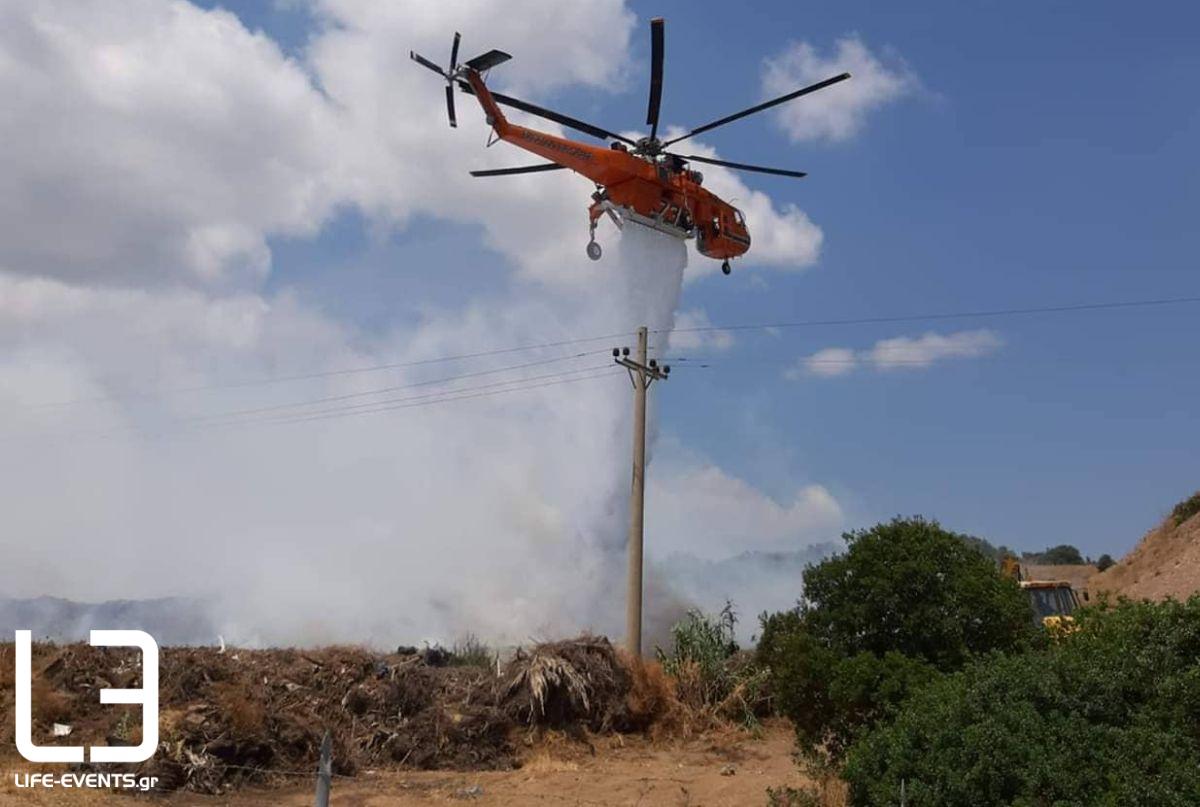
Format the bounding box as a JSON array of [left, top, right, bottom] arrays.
[[1025, 543, 1085, 565], [1096, 552, 1115, 571], [843, 596, 1200, 806], [800, 517, 1033, 667], [758, 517, 1035, 759]]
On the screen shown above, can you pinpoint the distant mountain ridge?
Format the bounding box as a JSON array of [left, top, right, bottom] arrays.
[[0, 595, 217, 645], [661, 542, 839, 640]]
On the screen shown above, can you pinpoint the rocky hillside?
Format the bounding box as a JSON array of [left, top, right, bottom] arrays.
[[1089, 493, 1200, 601]]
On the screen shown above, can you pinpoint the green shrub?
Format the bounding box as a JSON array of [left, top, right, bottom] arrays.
[[657, 602, 738, 702], [765, 784, 820, 807], [1172, 491, 1200, 525], [759, 620, 938, 760], [843, 597, 1200, 806], [757, 517, 1035, 760], [1096, 552, 1115, 571], [658, 603, 770, 726]]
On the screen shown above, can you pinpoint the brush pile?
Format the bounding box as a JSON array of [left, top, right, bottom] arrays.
[[503, 636, 630, 731], [0, 635, 667, 794]]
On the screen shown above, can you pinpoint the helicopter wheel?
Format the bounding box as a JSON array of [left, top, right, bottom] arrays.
[[721, 260, 731, 275], [586, 241, 602, 261]]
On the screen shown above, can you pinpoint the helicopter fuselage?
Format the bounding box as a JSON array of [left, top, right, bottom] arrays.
[[464, 69, 751, 261]]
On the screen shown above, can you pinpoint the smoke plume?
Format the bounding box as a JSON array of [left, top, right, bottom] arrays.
[[2, 226, 693, 648]]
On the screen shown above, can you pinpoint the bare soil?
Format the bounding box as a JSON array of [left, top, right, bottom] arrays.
[[0, 722, 808, 806], [1089, 508, 1200, 601], [0, 635, 786, 803]]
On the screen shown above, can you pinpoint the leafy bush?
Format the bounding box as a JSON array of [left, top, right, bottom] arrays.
[[1172, 490, 1200, 525], [757, 517, 1035, 759], [1096, 552, 1115, 571], [759, 623, 937, 760], [843, 597, 1200, 806]]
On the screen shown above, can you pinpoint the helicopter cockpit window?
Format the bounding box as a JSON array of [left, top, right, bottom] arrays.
[[733, 209, 745, 227]]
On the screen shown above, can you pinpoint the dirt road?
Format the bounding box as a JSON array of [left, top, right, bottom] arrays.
[[1, 723, 810, 806]]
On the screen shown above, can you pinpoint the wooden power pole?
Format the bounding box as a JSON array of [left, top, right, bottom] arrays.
[[613, 326, 670, 656]]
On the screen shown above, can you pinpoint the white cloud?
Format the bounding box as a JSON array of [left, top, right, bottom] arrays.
[[309, 0, 635, 95], [302, 0, 641, 288], [763, 35, 916, 143], [666, 308, 734, 352], [0, 0, 344, 288], [789, 329, 1003, 378], [868, 329, 1003, 369], [0, 2, 874, 645], [647, 459, 844, 560], [787, 346, 858, 378], [0, 0, 842, 292]]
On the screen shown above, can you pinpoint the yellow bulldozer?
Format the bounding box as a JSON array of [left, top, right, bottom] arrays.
[[1001, 556, 1081, 632]]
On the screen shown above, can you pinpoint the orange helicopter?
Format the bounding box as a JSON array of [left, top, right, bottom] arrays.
[[411, 19, 850, 275]]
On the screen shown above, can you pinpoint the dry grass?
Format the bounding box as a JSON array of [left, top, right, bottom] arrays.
[[211, 681, 267, 738], [620, 653, 699, 738], [30, 677, 72, 725]]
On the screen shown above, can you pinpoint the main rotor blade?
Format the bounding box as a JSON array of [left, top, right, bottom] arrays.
[[663, 72, 851, 147], [465, 49, 512, 72], [445, 85, 457, 128], [679, 153, 807, 178], [449, 32, 461, 71], [456, 80, 637, 145], [410, 51, 447, 77], [646, 17, 665, 140], [470, 162, 567, 177]]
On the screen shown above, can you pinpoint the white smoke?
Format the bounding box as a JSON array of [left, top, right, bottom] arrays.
[[1, 226, 690, 648], [0, 1, 856, 648]]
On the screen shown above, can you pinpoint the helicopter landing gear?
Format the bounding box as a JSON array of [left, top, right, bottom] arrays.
[[586, 213, 603, 261], [721, 260, 732, 275]]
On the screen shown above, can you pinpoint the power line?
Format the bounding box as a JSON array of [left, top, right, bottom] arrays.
[[19, 292, 1200, 410], [27, 333, 634, 409], [173, 350, 604, 424], [249, 367, 622, 430], [652, 294, 1200, 336], [18, 366, 622, 444], [207, 363, 616, 429]]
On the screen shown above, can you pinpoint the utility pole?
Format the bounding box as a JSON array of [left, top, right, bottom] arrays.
[[613, 326, 670, 656]]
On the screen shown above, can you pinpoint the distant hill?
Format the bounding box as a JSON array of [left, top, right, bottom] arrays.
[[1089, 494, 1200, 601], [0, 596, 217, 645]]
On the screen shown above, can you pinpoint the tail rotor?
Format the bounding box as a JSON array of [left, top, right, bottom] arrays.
[[410, 32, 462, 128]]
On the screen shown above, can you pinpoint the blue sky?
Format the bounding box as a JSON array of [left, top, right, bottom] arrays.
[[211, 0, 1197, 557]]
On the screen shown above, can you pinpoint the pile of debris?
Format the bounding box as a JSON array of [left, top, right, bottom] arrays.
[[0, 635, 656, 794]]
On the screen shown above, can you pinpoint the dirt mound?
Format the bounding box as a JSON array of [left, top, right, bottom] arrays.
[[1089, 501, 1200, 601], [0, 635, 683, 795]]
